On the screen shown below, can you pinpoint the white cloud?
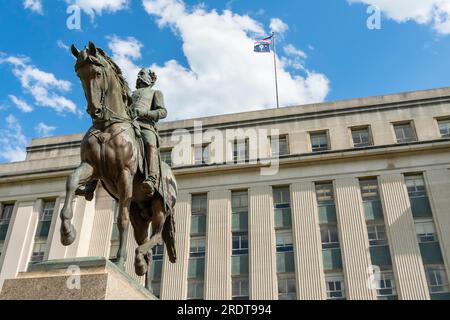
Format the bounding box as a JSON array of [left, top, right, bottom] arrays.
[[282, 44, 307, 71], [0, 115, 27, 163], [57, 40, 70, 52], [35, 122, 56, 137], [137, 0, 329, 120], [0, 53, 79, 115], [8, 95, 33, 112], [65, 0, 129, 17], [348, 0, 450, 35], [107, 35, 143, 87], [270, 18, 289, 35], [284, 44, 307, 59], [23, 0, 43, 14]]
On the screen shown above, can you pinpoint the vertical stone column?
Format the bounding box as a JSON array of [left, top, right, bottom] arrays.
[[73, 198, 96, 257], [0, 200, 42, 289], [88, 188, 116, 257], [379, 174, 430, 300], [424, 169, 450, 282], [291, 181, 326, 300], [334, 177, 376, 300], [205, 189, 231, 300], [248, 185, 277, 300], [161, 192, 191, 300], [47, 196, 97, 260]]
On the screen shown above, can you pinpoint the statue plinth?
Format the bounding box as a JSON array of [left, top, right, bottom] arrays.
[[0, 257, 157, 300]]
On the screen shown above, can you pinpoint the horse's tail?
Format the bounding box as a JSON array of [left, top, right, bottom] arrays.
[[162, 209, 176, 263]]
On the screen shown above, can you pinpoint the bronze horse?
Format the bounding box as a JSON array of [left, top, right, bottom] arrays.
[[59, 42, 177, 287]]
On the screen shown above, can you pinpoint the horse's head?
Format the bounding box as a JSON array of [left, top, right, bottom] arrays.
[[71, 42, 110, 120]]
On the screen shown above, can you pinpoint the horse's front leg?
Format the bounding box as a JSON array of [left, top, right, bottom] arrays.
[[115, 170, 133, 270], [60, 162, 94, 246]]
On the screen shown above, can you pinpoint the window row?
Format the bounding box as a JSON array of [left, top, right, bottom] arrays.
[[159, 118, 450, 167]]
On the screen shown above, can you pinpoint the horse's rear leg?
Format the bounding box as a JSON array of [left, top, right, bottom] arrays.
[[60, 162, 94, 246], [130, 203, 151, 277], [136, 198, 165, 264], [115, 170, 133, 270]]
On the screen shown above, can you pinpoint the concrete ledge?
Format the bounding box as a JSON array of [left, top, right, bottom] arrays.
[[0, 257, 156, 300]]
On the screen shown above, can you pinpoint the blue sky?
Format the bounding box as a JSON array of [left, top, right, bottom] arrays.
[[1, 0, 450, 163]]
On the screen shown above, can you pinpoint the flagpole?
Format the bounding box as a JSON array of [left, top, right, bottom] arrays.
[[272, 32, 280, 109]]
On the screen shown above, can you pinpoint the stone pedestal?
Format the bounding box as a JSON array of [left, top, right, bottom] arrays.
[[0, 257, 157, 300]]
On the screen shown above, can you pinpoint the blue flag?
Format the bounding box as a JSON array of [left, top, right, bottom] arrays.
[[254, 36, 272, 53]]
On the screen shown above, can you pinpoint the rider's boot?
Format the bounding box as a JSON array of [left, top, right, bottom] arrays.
[[142, 144, 159, 197]]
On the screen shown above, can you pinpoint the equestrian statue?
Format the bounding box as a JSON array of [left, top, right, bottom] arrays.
[[59, 41, 177, 292]]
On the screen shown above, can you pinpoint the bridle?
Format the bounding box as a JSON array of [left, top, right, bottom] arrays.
[[75, 55, 133, 125]]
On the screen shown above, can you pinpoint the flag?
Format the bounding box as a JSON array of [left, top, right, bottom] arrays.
[[254, 36, 272, 53]]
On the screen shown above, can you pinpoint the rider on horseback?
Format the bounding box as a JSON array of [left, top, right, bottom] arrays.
[[130, 68, 167, 197]]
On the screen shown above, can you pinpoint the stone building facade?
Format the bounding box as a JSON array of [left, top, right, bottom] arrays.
[[0, 87, 449, 300]]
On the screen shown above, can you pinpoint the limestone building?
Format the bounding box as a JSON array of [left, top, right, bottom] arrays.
[[0, 87, 450, 300]]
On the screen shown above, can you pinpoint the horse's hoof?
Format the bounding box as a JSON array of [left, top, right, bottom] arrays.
[[60, 224, 76, 246], [134, 254, 148, 276]]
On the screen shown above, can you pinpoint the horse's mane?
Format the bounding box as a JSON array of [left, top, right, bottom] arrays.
[[76, 46, 132, 106], [97, 48, 132, 106]]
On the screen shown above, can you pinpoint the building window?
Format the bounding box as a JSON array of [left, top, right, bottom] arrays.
[[351, 126, 372, 148], [405, 175, 427, 198], [151, 282, 161, 298], [187, 280, 204, 300], [233, 139, 249, 163], [30, 242, 47, 263], [320, 225, 340, 249], [160, 149, 172, 167], [415, 219, 437, 243], [276, 230, 294, 253], [152, 244, 164, 261], [310, 131, 329, 152], [194, 144, 210, 165], [325, 274, 345, 300], [232, 278, 249, 300], [393, 122, 417, 143], [438, 118, 450, 138], [232, 191, 248, 231], [278, 275, 296, 300], [31, 200, 55, 264], [0, 204, 14, 257], [271, 135, 290, 157], [426, 265, 450, 293], [377, 271, 397, 300], [315, 182, 334, 205], [191, 194, 207, 235], [232, 233, 248, 255], [405, 174, 433, 218], [367, 224, 388, 246], [273, 187, 292, 229], [190, 237, 206, 258], [359, 179, 379, 201]]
